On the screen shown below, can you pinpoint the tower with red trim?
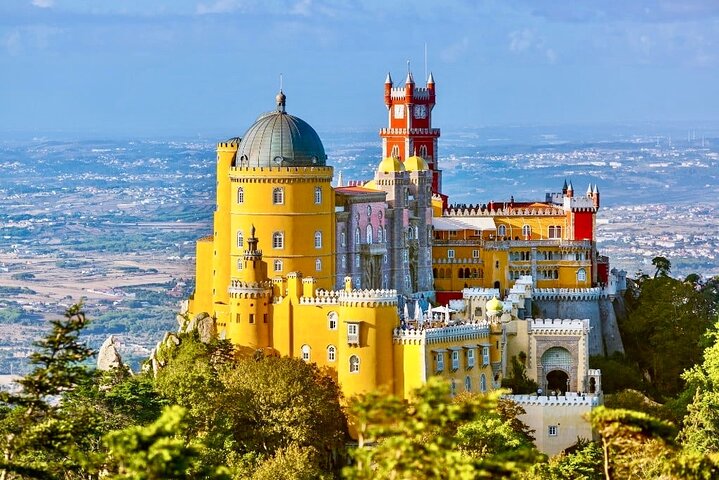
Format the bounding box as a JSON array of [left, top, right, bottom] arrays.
[[380, 69, 442, 195]]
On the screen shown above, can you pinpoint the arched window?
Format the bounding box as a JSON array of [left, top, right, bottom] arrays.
[[377, 227, 383, 243], [465, 376, 472, 392], [480, 374, 487, 392], [315, 258, 322, 271], [236, 231, 244, 248], [314, 231, 322, 249], [272, 187, 284, 205], [349, 355, 360, 373], [237, 187, 244, 204], [458, 269, 464, 279], [327, 345, 336, 362], [341, 256, 346, 269], [327, 312, 338, 330], [407, 227, 413, 240], [433, 268, 438, 278], [366, 224, 373, 244], [272, 232, 284, 249], [391, 145, 399, 158], [577, 268, 587, 282], [355, 228, 361, 245], [237, 259, 243, 271], [419, 145, 428, 158], [340, 232, 346, 247], [273, 259, 283, 272], [497, 225, 506, 237], [383, 226, 388, 243], [522, 224, 531, 238], [301, 344, 311, 362], [314, 187, 322, 204]]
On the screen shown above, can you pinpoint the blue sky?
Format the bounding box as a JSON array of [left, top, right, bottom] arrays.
[[1, 0, 718, 137]]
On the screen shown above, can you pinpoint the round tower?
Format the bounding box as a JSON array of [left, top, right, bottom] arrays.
[[229, 92, 335, 290]]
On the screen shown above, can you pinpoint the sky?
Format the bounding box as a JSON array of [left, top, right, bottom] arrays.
[[1, 0, 718, 137]]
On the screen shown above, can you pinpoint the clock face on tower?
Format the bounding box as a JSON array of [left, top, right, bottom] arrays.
[[414, 105, 427, 119], [394, 104, 404, 119]]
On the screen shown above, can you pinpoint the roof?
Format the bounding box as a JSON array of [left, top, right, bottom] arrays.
[[235, 92, 327, 168], [432, 216, 496, 231], [335, 186, 383, 195]]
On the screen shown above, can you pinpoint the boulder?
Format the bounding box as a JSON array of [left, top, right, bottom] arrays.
[[196, 314, 217, 343], [97, 335, 123, 371]]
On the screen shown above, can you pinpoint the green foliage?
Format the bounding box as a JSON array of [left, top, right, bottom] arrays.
[[344, 378, 540, 480], [603, 389, 676, 423], [652, 256, 671, 278], [103, 405, 230, 479], [501, 354, 539, 395], [249, 444, 329, 480], [522, 439, 603, 480], [620, 275, 716, 397], [588, 353, 644, 394]]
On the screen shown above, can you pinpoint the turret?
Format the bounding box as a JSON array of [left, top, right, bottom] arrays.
[[427, 72, 435, 101], [592, 184, 600, 208], [405, 70, 414, 101], [562, 179, 568, 195], [384, 72, 393, 107], [566, 181, 574, 198]]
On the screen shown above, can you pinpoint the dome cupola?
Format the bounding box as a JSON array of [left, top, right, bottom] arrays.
[[235, 92, 327, 168]]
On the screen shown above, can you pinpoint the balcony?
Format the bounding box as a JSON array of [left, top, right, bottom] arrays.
[[359, 243, 387, 256]]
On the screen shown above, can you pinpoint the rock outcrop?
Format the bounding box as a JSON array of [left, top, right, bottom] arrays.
[[97, 335, 124, 371]]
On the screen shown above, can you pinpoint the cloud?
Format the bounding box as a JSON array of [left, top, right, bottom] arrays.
[[2, 30, 22, 55], [440, 37, 470, 63], [31, 0, 55, 8], [509, 29, 534, 53]]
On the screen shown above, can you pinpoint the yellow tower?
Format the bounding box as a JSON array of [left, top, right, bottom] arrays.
[[228, 91, 335, 291]]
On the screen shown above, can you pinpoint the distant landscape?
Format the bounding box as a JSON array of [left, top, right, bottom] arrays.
[[1, 125, 718, 374]]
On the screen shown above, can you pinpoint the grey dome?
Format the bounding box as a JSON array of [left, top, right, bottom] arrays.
[[235, 92, 327, 168]]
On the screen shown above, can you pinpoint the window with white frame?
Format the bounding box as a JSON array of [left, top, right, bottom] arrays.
[[377, 227, 383, 242], [314, 231, 322, 248], [466, 349, 475, 368], [367, 205, 372, 216], [355, 256, 360, 268], [272, 187, 284, 205], [472, 249, 480, 258], [272, 232, 284, 249], [435, 352, 444, 372], [482, 346, 490, 366], [447, 249, 455, 259], [237, 187, 244, 204], [341, 256, 347, 269], [522, 224, 531, 238], [314, 186, 322, 204], [480, 373, 487, 392], [327, 312, 338, 330], [577, 268, 587, 282], [273, 259, 283, 272], [301, 344, 311, 362], [349, 355, 360, 373], [548, 225, 562, 239], [340, 232, 346, 246], [327, 345, 336, 362], [355, 228, 360, 245], [391, 145, 400, 158], [347, 323, 359, 344], [237, 231, 244, 248], [315, 258, 322, 271], [366, 224, 373, 243], [237, 259, 243, 271], [403, 250, 409, 263], [451, 350, 460, 370], [465, 376, 472, 392], [497, 225, 507, 237], [548, 425, 558, 436]]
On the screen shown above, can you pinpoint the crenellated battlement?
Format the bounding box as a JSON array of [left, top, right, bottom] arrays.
[[228, 278, 273, 297], [339, 288, 398, 306], [393, 321, 491, 344], [527, 318, 590, 335], [505, 393, 600, 407], [533, 287, 605, 301], [462, 287, 500, 299], [443, 205, 565, 217], [217, 141, 240, 149]]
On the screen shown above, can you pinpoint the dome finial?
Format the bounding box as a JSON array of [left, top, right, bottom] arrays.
[[276, 90, 286, 113]]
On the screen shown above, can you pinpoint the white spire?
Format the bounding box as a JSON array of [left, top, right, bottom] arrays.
[[427, 71, 435, 84], [337, 171, 343, 187], [586, 184, 592, 196], [385, 72, 393, 84], [593, 184, 599, 194]]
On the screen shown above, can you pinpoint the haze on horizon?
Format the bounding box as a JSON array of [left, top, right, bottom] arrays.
[[1, 0, 718, 137]]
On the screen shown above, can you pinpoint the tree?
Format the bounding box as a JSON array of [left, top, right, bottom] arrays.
[[501, 354, 539, 395], [0, 303, 99, 480], [344, 378, 539, 480], [651, 256, 671, 278], [522, 439, 603, 480], [620, 276, 716, 397], [103, 405, 230, 479], [590, 407, 676, 480]]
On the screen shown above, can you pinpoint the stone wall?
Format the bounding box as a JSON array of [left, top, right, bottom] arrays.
[[534, 299, 602, 355]]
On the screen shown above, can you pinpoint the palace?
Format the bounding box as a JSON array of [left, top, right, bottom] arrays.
[[186, 71, 626, 454]]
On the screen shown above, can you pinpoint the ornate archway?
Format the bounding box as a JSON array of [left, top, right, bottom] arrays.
[[546, 370, 569, 394], [541, 347, 573, 393]]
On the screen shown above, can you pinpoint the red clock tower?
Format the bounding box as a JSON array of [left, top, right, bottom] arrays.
[[380, 70, 442, 195]]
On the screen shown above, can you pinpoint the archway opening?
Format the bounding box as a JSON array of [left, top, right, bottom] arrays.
[[546, 370, 569, 394], [493, 281, 501, 290]]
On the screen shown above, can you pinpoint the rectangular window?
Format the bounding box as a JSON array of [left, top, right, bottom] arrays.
[[482, 346, 490, 366], [347, 323, 359, 344], [447, 249, 455, 259], [467, 349, 475, 368], [472, 249, 480, 258], [436, 352, 444, 372], [548, 425, 558, 436], [235, 313, 240, 323], [263, 313, 268, 323], [451, 350, 459, 370], [249, 314, 255, 324]]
